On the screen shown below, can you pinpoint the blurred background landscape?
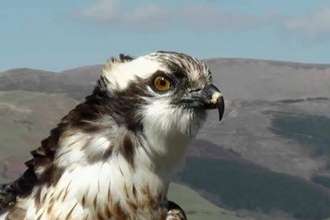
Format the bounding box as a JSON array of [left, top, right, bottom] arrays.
[[0, 59, 329, 220], [1, 0, 330, 219]]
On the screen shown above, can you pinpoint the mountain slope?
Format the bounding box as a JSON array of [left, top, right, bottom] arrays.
[[179, 157, 330, 220], [0, 91, 78, 160]]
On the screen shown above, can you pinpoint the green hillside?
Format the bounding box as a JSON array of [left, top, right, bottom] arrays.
[[311, 175, 330, 189], [271, 113, 330, 158], [169, 182, 253, 220], [179, 157, 330, 220]]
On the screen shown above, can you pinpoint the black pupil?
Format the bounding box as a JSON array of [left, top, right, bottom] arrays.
[[159, 77, 167, 86]]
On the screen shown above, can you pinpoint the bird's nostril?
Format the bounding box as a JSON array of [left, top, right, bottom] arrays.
[[190, 88, 202, 93]]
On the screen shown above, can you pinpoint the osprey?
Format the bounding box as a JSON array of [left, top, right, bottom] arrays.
[[0, 51, 224, 220]]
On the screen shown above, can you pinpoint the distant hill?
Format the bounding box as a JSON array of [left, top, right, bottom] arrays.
[[206, 58, 330, 100], [0, 91, 78, 161], [0, 67, 97, 100], [1, 58, 330, 100]]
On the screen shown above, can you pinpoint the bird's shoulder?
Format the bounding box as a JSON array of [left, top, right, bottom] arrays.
[[0, 168, 38, 215]]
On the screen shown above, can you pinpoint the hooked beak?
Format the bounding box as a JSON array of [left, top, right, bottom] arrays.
[[181, 84, 225, 121]]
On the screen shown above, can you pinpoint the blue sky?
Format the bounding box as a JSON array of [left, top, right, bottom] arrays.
[[1, 0, 330, 72]]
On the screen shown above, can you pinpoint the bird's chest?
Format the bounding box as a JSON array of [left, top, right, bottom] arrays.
[[26, 199, 168, 220], [14, 162, 169, 220]]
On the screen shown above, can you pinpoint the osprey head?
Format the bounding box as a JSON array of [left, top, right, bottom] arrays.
[[100, 51, 224, 138]]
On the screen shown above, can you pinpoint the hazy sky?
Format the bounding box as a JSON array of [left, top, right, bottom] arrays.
[[1, 0, 330, 72]]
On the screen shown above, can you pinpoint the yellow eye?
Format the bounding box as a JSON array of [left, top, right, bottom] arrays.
[[153, 76, 172, 92]]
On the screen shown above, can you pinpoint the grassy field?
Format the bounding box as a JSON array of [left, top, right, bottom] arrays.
[[179, 157, 330, 220], [169, 182, 254, 220]]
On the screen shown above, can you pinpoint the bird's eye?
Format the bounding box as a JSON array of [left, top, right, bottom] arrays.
[[153, 75, 172, 92]]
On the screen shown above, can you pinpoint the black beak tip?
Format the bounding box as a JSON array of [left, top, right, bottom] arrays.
[[217, 96, 225, 121]]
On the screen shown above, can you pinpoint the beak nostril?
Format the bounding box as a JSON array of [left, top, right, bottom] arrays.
[[190, 88, 202, 93], [210, 92, 222, 105]]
